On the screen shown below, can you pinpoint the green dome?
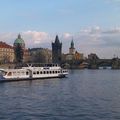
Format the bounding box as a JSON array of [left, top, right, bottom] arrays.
[[14, 34, 25, 48]]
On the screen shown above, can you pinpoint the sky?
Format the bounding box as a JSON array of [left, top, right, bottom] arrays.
[[0, 0, 120, 58]]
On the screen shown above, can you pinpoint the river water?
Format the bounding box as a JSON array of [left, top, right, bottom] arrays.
[[0, 70, 120, 120]]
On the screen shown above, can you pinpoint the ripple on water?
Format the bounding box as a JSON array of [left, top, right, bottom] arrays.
[[0, 70, 120, 120]]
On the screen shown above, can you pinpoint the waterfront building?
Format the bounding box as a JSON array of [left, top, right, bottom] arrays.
[[23, 49, 31, 63], [30, 48, 52, 63], [87, 53, 99, 69], [65, 40, 84, 61], [52, 35, 62, 64], [65, 54, 74, 61], [74, 51, 84, 60], [88, 53, 99, 60], [0, 42, 14, 63]]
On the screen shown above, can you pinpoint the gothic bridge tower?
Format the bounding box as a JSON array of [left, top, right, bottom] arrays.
[[52, 35, 62, 64]]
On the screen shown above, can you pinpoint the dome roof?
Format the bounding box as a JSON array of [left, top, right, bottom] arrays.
[[14, 34, 25, 48]]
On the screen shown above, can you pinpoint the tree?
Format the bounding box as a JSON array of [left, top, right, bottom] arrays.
[[14, 44, 24, 63]]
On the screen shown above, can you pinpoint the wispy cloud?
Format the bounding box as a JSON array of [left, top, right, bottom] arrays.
[[23, 31, 49, 45], [63, 33, 72, 39], [102, 27, 120, 34], [62, 27, 120, 58], [0, 27, 120, 58]]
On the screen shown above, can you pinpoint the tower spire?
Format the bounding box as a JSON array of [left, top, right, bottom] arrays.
[[69, 38, 75, 54], [52, 35, 62, 64], [55, 35, 60, 44], [70, 38, 74, 49], [18, 33, 21, 39]]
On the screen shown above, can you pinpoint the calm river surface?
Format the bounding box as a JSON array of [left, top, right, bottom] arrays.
[[0, 70, 120, 120]]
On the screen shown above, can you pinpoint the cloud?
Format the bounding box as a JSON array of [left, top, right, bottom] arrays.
[[0, 27, 120, 58], [84, 27, 120, 47], [0, 31, 50, 48], [102, 27, 120, 34], [0, 32, 17, 46], [23, 31, 49, 45], [62, 27, 120, 58], [63, 33, 72, 39]]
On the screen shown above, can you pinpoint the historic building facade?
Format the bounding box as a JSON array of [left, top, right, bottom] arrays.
[[52, 35, 62, 64], [30, 48, 52, 63], [0, 42, 14, 63]]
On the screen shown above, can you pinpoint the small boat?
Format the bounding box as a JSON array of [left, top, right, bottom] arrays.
[[0, 64, 68, 82]]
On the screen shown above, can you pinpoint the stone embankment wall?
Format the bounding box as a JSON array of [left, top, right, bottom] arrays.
[[0, 63, 16, 69]]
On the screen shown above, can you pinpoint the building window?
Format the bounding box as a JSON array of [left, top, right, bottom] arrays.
[[37, 71, 39, 74]]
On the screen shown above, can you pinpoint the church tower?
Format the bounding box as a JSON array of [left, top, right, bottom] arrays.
[[69, 39, 75, 54], [13, 34, 25, 63], [52, 35, 62, 64]]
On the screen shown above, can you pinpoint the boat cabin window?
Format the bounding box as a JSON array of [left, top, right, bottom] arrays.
[[8, 72, 12, 76], [33, 71, 36, 74], [40, 71, 42, 74], [26, 71, 29, 75], [37, 71, 39, 74]]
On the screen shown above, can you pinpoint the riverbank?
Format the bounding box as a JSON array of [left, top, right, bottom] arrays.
[[0, 63, 16, 69]]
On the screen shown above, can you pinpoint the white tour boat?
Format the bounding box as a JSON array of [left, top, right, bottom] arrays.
[[0, 64, 68, 82]]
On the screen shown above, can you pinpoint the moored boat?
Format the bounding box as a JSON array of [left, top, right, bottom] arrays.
[[0, 64, 68, 82]]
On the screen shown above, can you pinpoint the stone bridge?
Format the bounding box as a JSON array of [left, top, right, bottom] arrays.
[[97, 59, 112, 67]]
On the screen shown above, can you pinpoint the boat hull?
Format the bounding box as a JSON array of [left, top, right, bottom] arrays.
[[0, 74, 67, 83]]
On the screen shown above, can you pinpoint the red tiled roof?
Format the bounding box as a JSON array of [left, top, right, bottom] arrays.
[[0, 41, 13, 49]]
